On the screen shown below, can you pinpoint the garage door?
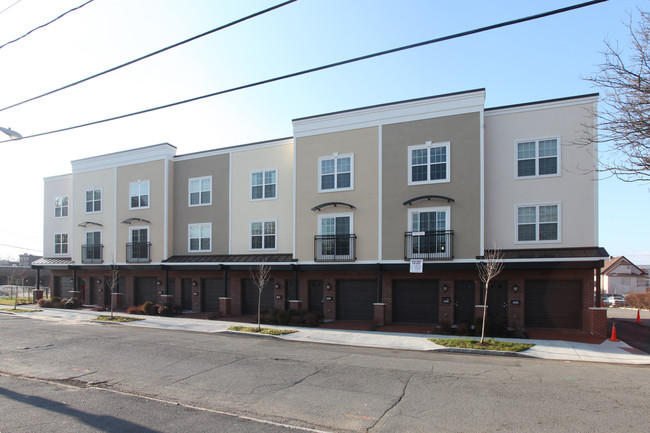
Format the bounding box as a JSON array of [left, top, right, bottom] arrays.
[[53, 276, 73, 298], [242, 278, 275, 315], [134, 277, 158, 306], [336, 280, 376, 321], [202, 278, 226, 312], [393, 280, 438, 323], [525, 280, 582, 329]]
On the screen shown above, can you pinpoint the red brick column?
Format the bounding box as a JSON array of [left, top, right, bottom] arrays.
[[288, 300, 303, 310], [219, 297, 232, 316], [374, 303, 386, 326], [111, 293, 123, 310], [439, 281, 453, 324], [586, 307, 608, 338]]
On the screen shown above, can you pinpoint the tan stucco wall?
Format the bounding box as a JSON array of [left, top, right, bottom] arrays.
[[230, 141, 294, 253], [382, 112, 482, 260], [484, 100, 597, 249], [295, 127, 379, 261], [172, 154, 229, 255], [116, 160, 167, 263], [43, 176, 73, 257]]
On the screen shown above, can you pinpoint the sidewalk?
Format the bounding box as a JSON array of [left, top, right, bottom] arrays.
[[2, 305, 650, 365]]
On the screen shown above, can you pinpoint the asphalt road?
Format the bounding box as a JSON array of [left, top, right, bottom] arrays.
[[1, 314, 649, 433]]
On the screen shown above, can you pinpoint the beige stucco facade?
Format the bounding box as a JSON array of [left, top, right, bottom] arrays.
[[484, 97, 598, 250], [230, 139, 294, 254], [43, 174, 73, 258], [294, 127, 380, 261]]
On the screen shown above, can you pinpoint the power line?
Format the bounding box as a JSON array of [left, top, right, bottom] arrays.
[[0, 0, 297, 113], [0, 0, 608, 144], [0, 0, 94, 51], [0, 0, 22, 16], [0, 243, 42, 253]]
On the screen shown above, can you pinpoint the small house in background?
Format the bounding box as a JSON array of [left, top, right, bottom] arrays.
[[601, 256, 647, 295]]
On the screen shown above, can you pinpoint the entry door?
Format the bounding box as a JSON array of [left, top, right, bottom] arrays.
[[130, 228, 149, 260], [410, 209, 448, 256], [181, 278, 193, 310], [320, 216, 351, 258], [454, 281, 475, 325], [485, 281, 507, 323], [308, 280, 323, 313], [285, 279, 298, 310]]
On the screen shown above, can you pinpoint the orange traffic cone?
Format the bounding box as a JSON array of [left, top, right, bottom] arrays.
[[637, 309, 641, 323], [609, 322, 619, 342]]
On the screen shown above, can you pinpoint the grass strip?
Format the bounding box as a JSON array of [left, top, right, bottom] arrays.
[[429, 338, 534, 352], [5, 308, 41, 313], [228, 326, 297, 335], [94, 315, 144, 323], [0, 297, 32, 305]]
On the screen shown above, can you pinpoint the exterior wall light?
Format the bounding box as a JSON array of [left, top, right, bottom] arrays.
[[275, 283, 280, 289], [326, 283, 331, 290], [513, 285, 519, 292], [192, 281, 197, 287], [157, 280, 162, 286], [443, 285, 448, 291], [96, 278, 102, 284]]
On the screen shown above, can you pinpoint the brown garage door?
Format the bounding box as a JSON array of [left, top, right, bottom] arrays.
[[134, 277, 158, 306], [242, 278, 275, 315], [53, 276, 73, 298], [336, 280, 376, 321], [393, 280, 438, 323], [202, 278, 226, 312], [525, 280, 582, 329]]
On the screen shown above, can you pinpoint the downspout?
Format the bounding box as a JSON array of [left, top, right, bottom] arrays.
[[224, 267, 229, 298]]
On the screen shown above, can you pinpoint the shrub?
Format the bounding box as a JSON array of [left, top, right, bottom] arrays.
[[157, 304, 173, 317], [261, 311, 275, 323], [51, 297, 63, 308], [303, 312, 320, 327], [626, 292, 650, 309], [173, 304, 184, 314], [63, 297, 82, 309], [126, 305, 143, 315], [290, 314, 302, 325], [37, 298, 52, 308], [276, 309, 290, 325], [142, 301, 154, 315]]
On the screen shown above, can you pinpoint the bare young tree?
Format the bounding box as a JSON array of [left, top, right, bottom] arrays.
[[583, 9, 650, 182], [477, 248, 505, 344], [250, 261, 271, 331], [105, 263, 119, 319]]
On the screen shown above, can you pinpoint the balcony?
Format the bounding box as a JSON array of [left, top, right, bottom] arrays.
[[404, 230, 454, 261], [314, 234, 356, 262], [82, 244, 103, 264], [126, 242, 151, 263]]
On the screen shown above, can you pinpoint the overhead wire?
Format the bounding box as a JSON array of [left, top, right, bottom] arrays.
[[0, 0, 94, 51], [0, 0, 22, 16], [0, 0, 298, 113], [0, 0, 608, 144]]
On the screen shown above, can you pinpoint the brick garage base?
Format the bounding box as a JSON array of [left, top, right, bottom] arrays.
[[586, 307, 608, 338]]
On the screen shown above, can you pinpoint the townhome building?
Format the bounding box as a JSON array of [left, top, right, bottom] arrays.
[[34, 89, 609, 336]]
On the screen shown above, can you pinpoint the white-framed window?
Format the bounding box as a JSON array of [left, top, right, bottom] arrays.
[[129, 180, 150, 209], [318, 153, 353, 192], [54, 196, 68, 218], [516, 203, 560, 243], [515, 137, 560, 178], [54, 233, 68, 255], [317, 213, 353, 259], [250, 220, 276, 250], [251, 169, 277, 200], [188, 223, 211, 252], [84, 231, 102, 262], [408, 141, 450, 185], [128, 226, 150, 261], [407, 206, 451, 257], [188, 176, 211, 206], [85, 188, 102, 213]]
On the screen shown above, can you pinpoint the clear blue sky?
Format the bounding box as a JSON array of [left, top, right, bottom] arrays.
[[0, 0, 647, 264]]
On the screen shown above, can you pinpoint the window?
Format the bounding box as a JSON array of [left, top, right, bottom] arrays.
[[318, 213, 352, 258], [188, 176, 211, 206], [251, 169, 277, 200], [54, 196, 68, 218], [188, 223, 211, 252], [129, 180, 150, 209], [516, 138, 559, 178], [408, 207, 450, 256], [128, 227, 150, 261], [516, 203, 560, 242], [319, 154, 353, 192], [250, 220, 276, 250], [84, 231, 102, 263], [85, 189, 101, 213], [54, 233, 68, 255], [408, 141, 450, 185]]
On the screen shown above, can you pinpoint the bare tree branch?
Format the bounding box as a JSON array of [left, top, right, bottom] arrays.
[[477, 248, 505, 344]]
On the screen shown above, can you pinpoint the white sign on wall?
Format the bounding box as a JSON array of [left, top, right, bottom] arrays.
[[410, 259, 423, 273]]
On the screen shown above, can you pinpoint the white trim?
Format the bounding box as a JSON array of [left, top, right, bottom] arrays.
[[249, 219, 278, 251], [84, 187, 103, 214], [128, 179, 150, 210], [174, 137, 293, 162], [113, 167, 117, 262], [129, 225, 150, 241], [485, 95, 599, 117], [407, 206, 451, 231], [377, 125, 383, 261], [479, 106, 485, 255], [317, 212, 354, 235], [407, 141, 451, 185], [163, 159, 169, 260], [292, 142, 297, 260], [514, 202, 562, 244], [293, 91, 485, 137], [188, 175, 212, 207], [188, 222, 212, 253], [514, 136, 561, 180], [317, 153, 354, 193], [71, 143, 176, 173], [250, 168, 278, 201], [228, 154, 232, 254]]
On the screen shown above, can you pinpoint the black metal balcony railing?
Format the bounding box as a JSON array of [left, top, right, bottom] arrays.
[[314, 234, 356, 262], [404, 230, 454, 260], [82, 244, 103, 264], [126, 242, 151, 263]]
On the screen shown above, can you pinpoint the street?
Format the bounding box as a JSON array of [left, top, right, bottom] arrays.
[[1, 314, 649, 432]]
